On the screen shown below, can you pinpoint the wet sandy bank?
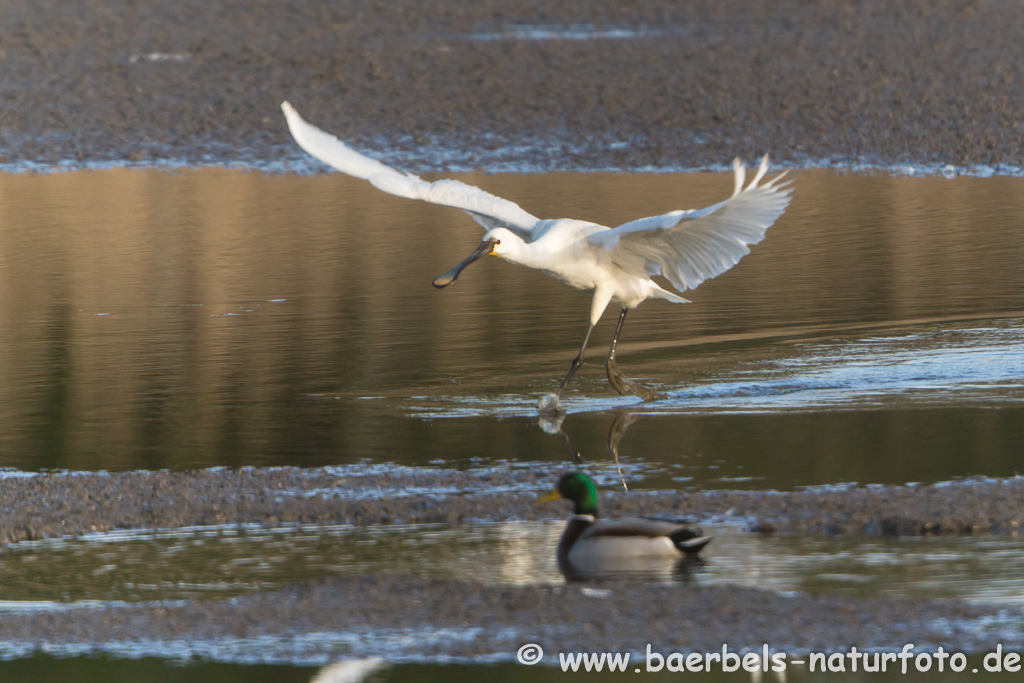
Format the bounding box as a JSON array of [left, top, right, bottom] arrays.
[[1, 467, 1021, 544], [0, 575, 1016, 662], [0, 1, 1021, 170]]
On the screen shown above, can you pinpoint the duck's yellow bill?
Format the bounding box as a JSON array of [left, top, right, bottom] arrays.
[[536, 489, 563, 503]]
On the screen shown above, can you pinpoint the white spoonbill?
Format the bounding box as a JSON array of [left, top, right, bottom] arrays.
[[281, 102, 792, 412]]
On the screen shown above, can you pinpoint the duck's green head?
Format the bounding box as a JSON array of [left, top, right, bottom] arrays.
[[537, 471, 599, 516]]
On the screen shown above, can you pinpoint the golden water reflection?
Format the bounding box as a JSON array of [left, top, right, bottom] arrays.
[[0, 169, 1022, 476]]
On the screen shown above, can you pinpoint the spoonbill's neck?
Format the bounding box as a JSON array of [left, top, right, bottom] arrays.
[[500, 231, 573, 271], [496, 233, 537, 266]]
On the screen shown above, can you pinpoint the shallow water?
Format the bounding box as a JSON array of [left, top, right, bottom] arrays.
[[0, 169, 1023, 487], [5, 522, 1024, 606]]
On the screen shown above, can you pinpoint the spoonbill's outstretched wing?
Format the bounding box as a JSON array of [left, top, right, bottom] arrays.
[[587, 157, 792, 293], [281, 102, 541, 240]]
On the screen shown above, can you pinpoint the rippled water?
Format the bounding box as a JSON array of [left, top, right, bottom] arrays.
[[4, 522, 1024, 606]]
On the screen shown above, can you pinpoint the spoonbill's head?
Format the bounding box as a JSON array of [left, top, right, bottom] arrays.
[[431, 228, 519, 289]]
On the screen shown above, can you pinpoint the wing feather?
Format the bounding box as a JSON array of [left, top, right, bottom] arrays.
[[579, 517, 687, 540], [281, 102, 540, 239], [588, 157, 792, 292]]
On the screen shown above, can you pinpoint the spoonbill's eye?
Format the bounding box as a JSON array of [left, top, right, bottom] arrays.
[[495, 240, 501, 245]]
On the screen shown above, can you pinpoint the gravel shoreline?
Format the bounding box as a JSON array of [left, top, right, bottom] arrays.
[[1, 467, 1022, 544], [0, 0, 1022, 170], [0, 576, 1018, 663]]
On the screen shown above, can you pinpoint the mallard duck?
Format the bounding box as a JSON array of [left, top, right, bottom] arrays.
[[538, 471, 711, 578]]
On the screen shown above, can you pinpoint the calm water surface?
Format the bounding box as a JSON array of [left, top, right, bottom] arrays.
[[0, 169, 1022, 487], [4, 522, 1024, 605]]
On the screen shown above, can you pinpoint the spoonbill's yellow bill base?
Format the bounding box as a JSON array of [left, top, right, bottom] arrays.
[[281, 102, 792, 413]]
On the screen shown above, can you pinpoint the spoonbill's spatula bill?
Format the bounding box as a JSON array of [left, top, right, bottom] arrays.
[[282, 102, 793, 412]]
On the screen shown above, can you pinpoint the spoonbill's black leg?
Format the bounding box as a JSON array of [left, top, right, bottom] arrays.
[[555, 322, 595, 397], [605, 307, 665, 401]]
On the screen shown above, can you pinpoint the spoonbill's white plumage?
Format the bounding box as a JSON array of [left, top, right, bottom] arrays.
[[281, 102, 793, 411]]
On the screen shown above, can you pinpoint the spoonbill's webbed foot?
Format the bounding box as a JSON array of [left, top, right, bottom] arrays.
[[605, 356, 665, 401], [605, 307, 665, 401]]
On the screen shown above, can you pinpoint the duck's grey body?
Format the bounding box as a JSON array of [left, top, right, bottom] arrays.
[[558, 514, 712, 566]]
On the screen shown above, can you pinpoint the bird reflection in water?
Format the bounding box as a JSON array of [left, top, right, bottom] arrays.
[[538, 410, 635, 485]]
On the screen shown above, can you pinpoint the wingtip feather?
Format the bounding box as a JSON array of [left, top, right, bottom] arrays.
[[280, 101, 302, 129], [732, 157, 745, 197], [748, 154, 770, 189]]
